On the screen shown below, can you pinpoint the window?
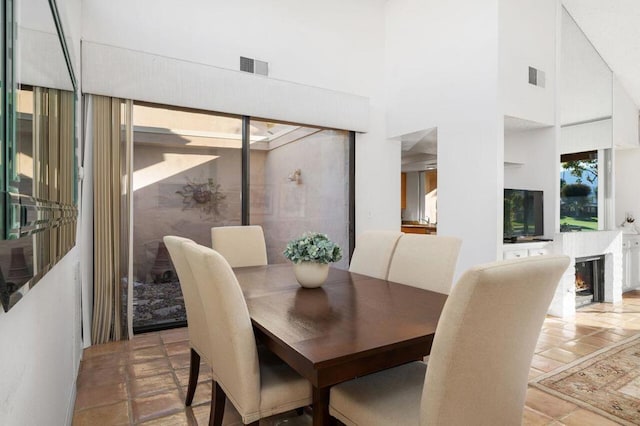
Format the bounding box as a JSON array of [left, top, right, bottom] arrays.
[[560, 151, 598, 231]]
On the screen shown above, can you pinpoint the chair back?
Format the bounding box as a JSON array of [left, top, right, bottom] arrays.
[[387, 234, 461, 294], [183, 242, 261, 415], [211, 225, 268, 268], [349, 230, 403, 279], [163, 236, 209, 360], [421, 255, 570, 426]]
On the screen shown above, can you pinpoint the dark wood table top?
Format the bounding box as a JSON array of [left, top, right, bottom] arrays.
[[234, 263, 448, 426]]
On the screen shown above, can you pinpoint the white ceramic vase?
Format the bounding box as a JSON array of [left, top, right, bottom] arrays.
[[293, 262, 330, 288]]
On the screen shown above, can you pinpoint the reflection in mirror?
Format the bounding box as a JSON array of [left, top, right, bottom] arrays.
[[1, 0, 77, 311], [400, 128, 438, 234]]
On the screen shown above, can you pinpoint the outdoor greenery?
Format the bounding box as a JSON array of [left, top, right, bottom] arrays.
[[560, 216, 598, 231], [283, 232, 343, 264], [560, 153, 598, 231]]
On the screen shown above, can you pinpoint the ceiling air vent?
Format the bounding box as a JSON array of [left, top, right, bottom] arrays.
[[240, 56, 269, 76], [528, 66, 545, 88]]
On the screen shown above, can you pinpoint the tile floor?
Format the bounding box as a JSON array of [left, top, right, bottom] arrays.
[[73, 291, 640, 425]]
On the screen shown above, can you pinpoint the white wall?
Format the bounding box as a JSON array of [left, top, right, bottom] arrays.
[[0, 1, 84, 425], [386, 0, 502, 277], [560, 6, 612, 125], [615, 148, 640, 226], [613, 76, 639, 148], [0, 249, 82, 426], [499, 0, 557, 126], [81, 0, 399, 236], [504, 127, 557, 239]]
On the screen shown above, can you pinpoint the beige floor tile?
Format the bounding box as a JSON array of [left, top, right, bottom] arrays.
[[129, 371, 180, 398], [127, 357, 172, 379], [528, 367, 545, 381], [174, 367, 212, 387], [540, 327, 580, 340], [161, 328, 189, 344], [538, 347, 582, 364], [521, 406, 555, 426], [132, 389, 185, 423], [74, 382, 128, 411], [76, 365, 128, 390], [559, 340, 599, 356], [170, 352, 193, 370], [82, 340, 129, 359], [130, 332, 163, 350], [191, 400, 243, 426], [182, 381, 212, 407], [72, 401, 130, 426], [536, 333, 570, 347], [165, 340, 191, 357], [529, 354, 567, 373], [129, 345, 168, 364], [138, 410, 195, 425], [574, 334, 617, 348], [560, 408, 621, 426], [525, 388, 577, 419], [592, 330, 632, 343], [80, 352, 129, 371]]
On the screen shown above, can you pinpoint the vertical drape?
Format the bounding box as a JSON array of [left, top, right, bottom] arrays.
[[91, 95, 132, 343]]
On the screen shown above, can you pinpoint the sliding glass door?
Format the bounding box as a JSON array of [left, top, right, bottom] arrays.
[[131, 103, 242, 332], [127, 102, 353, 332], [249, 120, 350, 269]]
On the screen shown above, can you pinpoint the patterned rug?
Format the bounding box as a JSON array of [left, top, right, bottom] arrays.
[[530, 333, 640, 425]]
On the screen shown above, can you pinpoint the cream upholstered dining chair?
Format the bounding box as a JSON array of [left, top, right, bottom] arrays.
[[387, 234, 462, 294], [163, 235, 209, 406], [348, 230, 403, 279], [183, 242, 312, 426], [211, 225, 268, 267], [329, 254, 570, 426]]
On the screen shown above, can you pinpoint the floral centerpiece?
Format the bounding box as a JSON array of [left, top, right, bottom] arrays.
[[283, 232, 342, 288]]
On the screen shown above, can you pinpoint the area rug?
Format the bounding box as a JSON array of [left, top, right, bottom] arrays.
[[530, 333, 640, 425]]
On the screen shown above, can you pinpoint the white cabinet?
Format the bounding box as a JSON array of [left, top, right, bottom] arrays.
[[622, 235, 640, 291], [503, 249, 528, 260], [503, 242, 551, 260]]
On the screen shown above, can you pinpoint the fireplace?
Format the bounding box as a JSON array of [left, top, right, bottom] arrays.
[[575, 255, 605, 308]]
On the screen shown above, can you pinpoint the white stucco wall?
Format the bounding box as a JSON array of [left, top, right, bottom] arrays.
[[386, 0, 502, 279], [499, 0, 557, 126], [81, 0, 398, 237], [0, 248, 82, 426]]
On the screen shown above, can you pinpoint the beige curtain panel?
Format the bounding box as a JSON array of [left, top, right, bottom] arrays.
[[92, 95, 132, 344]]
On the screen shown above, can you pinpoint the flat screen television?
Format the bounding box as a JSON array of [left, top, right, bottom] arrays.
[[504, 189, 544, 240]]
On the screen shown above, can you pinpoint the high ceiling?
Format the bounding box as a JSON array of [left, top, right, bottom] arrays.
[[563, 0, 640, 108]]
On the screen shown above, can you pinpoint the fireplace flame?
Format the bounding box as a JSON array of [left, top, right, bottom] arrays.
[[575, 272, 589, 292]]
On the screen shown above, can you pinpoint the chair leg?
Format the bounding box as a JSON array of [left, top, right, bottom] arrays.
[[209, 381, 226, 426], [185, 348, 201, 406]]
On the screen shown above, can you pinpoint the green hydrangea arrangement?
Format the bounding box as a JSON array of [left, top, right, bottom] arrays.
[[283, 232, 343, 264]]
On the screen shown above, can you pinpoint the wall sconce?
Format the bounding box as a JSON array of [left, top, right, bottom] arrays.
[[288, 169, 302, 184]]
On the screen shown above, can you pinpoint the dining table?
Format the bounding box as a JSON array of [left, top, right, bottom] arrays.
[[233, 263, 448, 426]]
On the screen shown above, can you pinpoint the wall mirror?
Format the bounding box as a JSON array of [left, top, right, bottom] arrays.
[[0, 0, 78, 311]]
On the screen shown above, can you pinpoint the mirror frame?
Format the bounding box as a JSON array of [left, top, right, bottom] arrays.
[[0, 0, 78, 312]]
